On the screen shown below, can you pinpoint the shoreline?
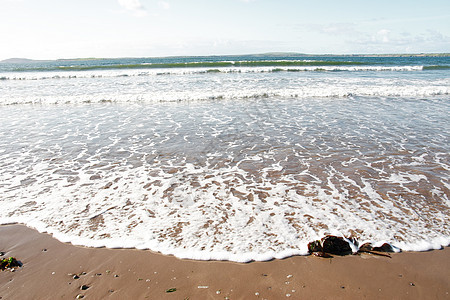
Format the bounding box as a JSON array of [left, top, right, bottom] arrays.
[[1, 224, 449, 299]]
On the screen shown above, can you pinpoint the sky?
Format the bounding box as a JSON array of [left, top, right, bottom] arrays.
[[0, 0, 449, 60]]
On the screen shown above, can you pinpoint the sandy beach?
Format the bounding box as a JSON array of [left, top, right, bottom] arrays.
[[0, 224, 448, 299]]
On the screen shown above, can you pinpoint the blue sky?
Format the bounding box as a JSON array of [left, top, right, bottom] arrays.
[[0, 0, 449, 59]]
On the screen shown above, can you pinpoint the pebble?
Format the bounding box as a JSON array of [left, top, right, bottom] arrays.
[[73, 275, 80, 279], [286, 275, 293, 278], [409, 282, 415, 287], [114, 275, 119, 278], [75, 295, 84, 299], [80, 285, 89, 290], [198, 286, 209, 289]]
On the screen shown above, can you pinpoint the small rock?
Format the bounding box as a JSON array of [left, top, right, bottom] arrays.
[[80, 272, 86, 276], [73, 275, 80, 279], [409, 282, 415, 287], [0, 252, 5, 256], [95, 273, 102, 276], [114, 274, 119, 278], [321, 236, 352, 255], [80, 285, 89, 290], [372, 243, 394, 252], [165, 288, 177, 293], [42, 249, 47, 252], [313, 252, 333, 258], [76, 295, 84, 299], [358, 243, 373, 252], [308, 240, 322, 253]]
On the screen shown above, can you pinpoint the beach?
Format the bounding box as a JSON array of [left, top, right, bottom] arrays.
[[0, 55, 449, 299], [1, 224, 449, 299]]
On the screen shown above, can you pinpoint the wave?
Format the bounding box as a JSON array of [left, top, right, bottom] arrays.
[[423, 65, 450, 70], [0, 65, 425, 81], [5, 60, 367, 73], [1, 86, 448, 106]]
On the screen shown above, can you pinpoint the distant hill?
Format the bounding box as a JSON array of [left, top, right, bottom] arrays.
[[0, 58, 41, 63]]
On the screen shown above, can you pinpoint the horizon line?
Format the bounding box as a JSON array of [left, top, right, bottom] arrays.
[[1, 52, 450, 63]]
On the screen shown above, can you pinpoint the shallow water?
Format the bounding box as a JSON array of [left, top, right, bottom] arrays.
[[0, 96, 448, 261], [0, 55, 449, 261]]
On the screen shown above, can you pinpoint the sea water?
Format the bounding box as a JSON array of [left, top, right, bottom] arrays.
[[0, 55, 449, 262]]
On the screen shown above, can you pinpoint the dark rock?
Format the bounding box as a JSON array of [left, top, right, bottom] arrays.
[[80, 285, 89, 290], [358, 243, 373, 252], [313, 252, 333, 258], [307, 240, 322, 253], [165, 288, 177, 293], [73, 275, 80, 279], [321, 236, 352, 255], [372, 243, 394, 252]]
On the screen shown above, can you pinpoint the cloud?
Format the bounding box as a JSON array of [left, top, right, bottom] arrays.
[[298, 22, 361, 37], [352, 29, 450, 53], [158, 1, 170, 10], [118, 0, 147, 16], [375, 29, 390, 43]]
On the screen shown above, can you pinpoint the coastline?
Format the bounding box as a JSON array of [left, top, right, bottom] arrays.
[[1, 224, 449, 299]]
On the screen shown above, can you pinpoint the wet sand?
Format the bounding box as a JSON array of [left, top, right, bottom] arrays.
[[0, 224, 449, 299]]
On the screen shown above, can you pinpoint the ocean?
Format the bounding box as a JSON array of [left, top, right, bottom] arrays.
[[0, 54, 449, 262]]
